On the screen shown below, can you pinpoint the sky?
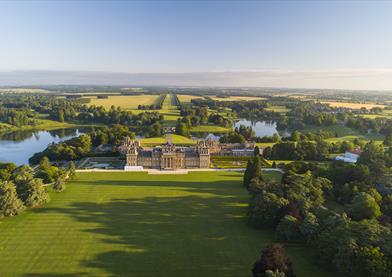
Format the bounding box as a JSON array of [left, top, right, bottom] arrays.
[[0, 1, 392, 90]]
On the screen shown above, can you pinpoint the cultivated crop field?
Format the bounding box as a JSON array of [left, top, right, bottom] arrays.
[[320, 100, 385, 110], [209, 96, 265, 102], [86, 95, 160, 110], [0, 172, 333, 277], [177, 94, 205, 103]]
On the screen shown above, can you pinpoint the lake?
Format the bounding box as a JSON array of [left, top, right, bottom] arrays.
[[0, 128, 86, 165], [235, 119, 290, 137]]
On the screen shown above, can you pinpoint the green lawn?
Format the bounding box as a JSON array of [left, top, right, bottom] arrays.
[[0, 117, 99, 135], [0, 172, 334, 277], [191, 125, 231, 133], [302, 124, 357, 137], [140, 134, 196, 146]]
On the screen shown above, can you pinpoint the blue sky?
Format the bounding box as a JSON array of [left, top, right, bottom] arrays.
[[0, 1, 392, 89]]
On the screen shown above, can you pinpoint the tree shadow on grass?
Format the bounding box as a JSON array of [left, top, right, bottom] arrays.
[[26, 179, 271, 277]]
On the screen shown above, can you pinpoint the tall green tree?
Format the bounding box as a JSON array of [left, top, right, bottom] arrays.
[[348, 192, 382, 221], [19, 178, 50, 208], [0, 181, 24, 217]]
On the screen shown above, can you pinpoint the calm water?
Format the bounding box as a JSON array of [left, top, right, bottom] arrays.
[[0, 128, 85, 165], [235, 119, 290, 137]]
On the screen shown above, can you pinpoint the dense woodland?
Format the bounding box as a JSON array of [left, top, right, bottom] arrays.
[[244, 143, 392, 276]]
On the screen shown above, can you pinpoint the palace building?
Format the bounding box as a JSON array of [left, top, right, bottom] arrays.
[[119, 136, 212, 170], [118, 135, 259, 170]]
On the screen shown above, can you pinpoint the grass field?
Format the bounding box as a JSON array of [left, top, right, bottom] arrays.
[[320, 101, 385, 110], [265, 105, 291, 113], [301, 123, 385, 143], [140, 134, 196, 146], [0, 117, 93, 135], [302, 124, 358, 137], [177, 94, 205, 103], [256, 142, 276, 148], [190, 125, 231, 133], [0, 172, 334, 277], [0, 88, 50, 94], [86, 95, 160, 110]]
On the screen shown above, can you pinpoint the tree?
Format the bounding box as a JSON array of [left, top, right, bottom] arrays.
[[291, 131, 301, 142], [58, 109, 65, 122], [0, 181, 24, 217], [253, 155, 263, 180], [382, 195, 392, 217], [282, 171, 327, 211], [68, 161, 76, 179], [12, 165, 34, 193], [39, 156, 51, 172], [358, 141, 386, 178], [243, 156, 263, 189], [263, 147, 272, 159], [252, 244, 295, 277], [299, 212, 320, 242], [175, 121, 190, 137], [353, 246, 391, 277], [276, 215, 299, 242], [243, 159, 254, 189], [348, 192, 381, 221], [254, 146, 261, 156], [383, 133, 392, 147], [248, 191, 289, 228], [19, 178, 50, 208], [53, 179, 66, 192]]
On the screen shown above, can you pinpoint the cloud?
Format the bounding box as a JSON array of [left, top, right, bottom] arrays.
[[0, 69, 392, 91]]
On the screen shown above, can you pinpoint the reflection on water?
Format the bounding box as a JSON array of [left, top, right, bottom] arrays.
[[0, 128, 91, 165], [235, 119, 290, 137]]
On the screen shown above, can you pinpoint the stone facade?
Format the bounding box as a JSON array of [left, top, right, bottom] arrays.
[[119, 136, 211, 170]]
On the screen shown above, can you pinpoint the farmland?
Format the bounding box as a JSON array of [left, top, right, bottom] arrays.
[[86, 95, 160, 110], [177, 94, 205, 103], [0, 171, 333, 277], [320, 100, 385, 109], [209, 96, 265, 102]]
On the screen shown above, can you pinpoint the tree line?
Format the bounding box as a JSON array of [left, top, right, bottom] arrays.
[[0, 159, 75, 218]]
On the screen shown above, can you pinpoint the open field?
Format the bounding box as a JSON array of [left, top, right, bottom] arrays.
[[140, 134, 196, 146], [86, 95, 160, 110], [190, 125, 231, 133], [0, 172, 333, 276], [256, 142, 276, 148], [209, 96, 265, 102], [177, 94, 205, 103], [302, 123, 385, 143], [265, 105, 291, 113], [357, 109, 392, 119], [0, 117, 95, 135], [302, 123, 358, 137], [0, 88, 50, 94], [320, 101, 385, 110]]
